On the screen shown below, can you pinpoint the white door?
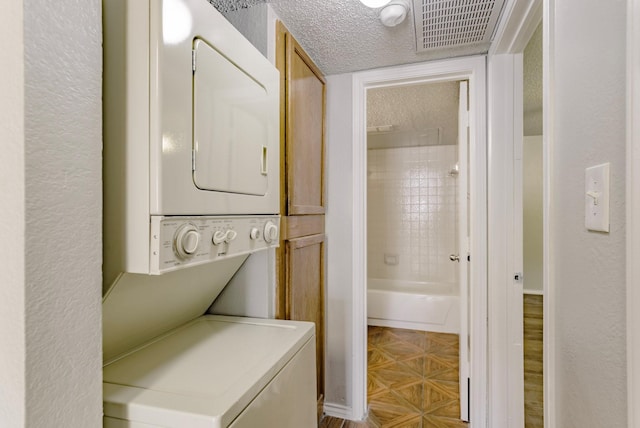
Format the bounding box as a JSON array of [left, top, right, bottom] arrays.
[[458, 80, 470, 422]]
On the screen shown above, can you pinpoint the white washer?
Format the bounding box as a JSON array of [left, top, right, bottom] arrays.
[[103, 315, 316, 428]]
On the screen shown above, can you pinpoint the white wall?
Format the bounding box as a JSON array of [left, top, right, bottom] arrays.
[[549, 0, 627, 425], [523, 136, 543, 293], [0, 0, 103, 426], [208, 251, 276, 318], [0, 1, 26, 426], [325, 73, 355, 411]]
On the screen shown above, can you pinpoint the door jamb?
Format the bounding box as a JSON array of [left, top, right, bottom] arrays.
[[486, 54, 525, 427], [351, 56, 487, 425], [627, 0, 640, 426], [487, 0, 542, 426]]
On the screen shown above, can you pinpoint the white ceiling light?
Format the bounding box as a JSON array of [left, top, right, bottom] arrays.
[[380, 0, 410, 27], [359, 0, 392, 8]]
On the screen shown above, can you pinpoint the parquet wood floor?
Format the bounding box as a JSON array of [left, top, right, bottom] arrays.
[[524, 294, 544, 428], [320, 326, 468, 428], [322, 301, 545, 428]]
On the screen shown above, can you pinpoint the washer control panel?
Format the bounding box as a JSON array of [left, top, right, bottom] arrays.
[[150, 215, 279, 274]]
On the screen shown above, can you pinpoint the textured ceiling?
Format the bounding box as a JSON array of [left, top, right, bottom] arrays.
[[270, 0, 493, 75], [209, 0, 506, 74], [367, 81, 459, 148], [207, 0, 266, 13]]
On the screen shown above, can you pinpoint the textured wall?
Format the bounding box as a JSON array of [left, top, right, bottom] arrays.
[[23, 0, 103, 426], [367, 82, 459, 146], [221, 3, 269, 57], [550, 0, 627, 425], [523, 23, 542, 136], [0, 1, 26, 426]]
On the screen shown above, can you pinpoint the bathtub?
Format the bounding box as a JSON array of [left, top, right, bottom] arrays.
[[367, 278, 460, 333]]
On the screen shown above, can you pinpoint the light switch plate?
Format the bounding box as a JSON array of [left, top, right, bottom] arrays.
[[585, 163, 610, 232]]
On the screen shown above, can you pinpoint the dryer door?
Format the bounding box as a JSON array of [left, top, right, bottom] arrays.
[[193, 38, 269, 196]]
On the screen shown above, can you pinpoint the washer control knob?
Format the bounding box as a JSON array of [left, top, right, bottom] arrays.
[[212, 230, 227, 246], [249, 227, 261, 240], [175, 224, 199, 258], [263, 221, 279, 244], [225, 229, 237, 243]]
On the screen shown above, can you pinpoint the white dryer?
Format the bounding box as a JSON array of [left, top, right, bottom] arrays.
[[102, 0, 280, 284]]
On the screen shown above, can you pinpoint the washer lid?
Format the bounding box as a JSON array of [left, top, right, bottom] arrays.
[[103, 315, 315, 428]]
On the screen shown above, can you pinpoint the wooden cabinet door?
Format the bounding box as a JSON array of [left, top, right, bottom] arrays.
[[285, 233, 325, 398], [285, 32, 326, 215], [275, 21, 327, 408]]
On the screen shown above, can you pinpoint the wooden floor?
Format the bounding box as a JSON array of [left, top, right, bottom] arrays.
[[320, 326, 468, 428], [524, 294, 544, 428], [322, 298, 544, 428]]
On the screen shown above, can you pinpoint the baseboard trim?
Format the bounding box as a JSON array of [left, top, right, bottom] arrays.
[[323, 402, 355, 420], [523, 289, 544, 296]]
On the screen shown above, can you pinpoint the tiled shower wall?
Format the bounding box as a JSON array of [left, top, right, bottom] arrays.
[[367, 145, 458, 285]]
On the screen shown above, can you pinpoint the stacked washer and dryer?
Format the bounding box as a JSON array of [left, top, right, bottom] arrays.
[[102, 0, 317, 426]]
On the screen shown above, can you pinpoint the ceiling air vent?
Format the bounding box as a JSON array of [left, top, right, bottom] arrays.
[[413, 0, 505, 52]]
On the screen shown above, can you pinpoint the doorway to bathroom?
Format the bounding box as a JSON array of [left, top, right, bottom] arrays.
[[350, 56, 487, 426], [365, 79, 470, 425]]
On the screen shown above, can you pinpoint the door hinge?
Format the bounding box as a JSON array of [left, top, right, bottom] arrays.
[[514, 272, 523, 282], [192, 50, 196, 73]]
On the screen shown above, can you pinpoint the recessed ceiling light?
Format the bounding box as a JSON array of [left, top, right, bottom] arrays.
[[379, 0, 411, 27]]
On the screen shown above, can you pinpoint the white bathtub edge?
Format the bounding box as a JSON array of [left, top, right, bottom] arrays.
[[368, 317, 459, 334]]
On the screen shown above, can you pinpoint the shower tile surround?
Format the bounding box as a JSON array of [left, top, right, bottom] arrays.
[[367, 146, 458, 286]]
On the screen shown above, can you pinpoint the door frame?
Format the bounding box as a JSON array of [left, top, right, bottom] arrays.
[[351, 56, 487, 425], [487, 52, 526, 427], [486, 0, 542, 426], [627, 0, 640, 426], [457, 80, 470, 422]]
